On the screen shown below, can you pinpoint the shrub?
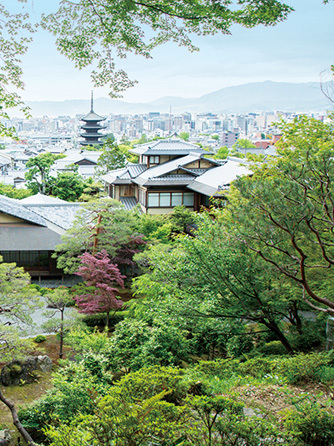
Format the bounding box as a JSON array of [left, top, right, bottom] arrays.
[[19, 361, 106, 443], [238, 357, 275, 378], [256, 340, 287, 356], [289, 320, 326, 352], [276, 353, 332, 384], [106, 319, 191, 373], [216, 413, 282, 445], [114, 365, 194, 404], [283, 401, 334, 445], [193, 359, 240, 378], [33, 335, 46, 343], [82, 311, 127, 330]]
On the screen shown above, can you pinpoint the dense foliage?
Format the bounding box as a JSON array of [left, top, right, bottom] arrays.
[[19, 349, 334, 445], [74, 250, 125, 327], [228, 116, 334, 315], [0, 257, 40, 361], [5, 115, 334, 445]]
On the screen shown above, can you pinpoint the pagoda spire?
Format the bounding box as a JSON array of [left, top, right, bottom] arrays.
[[90, 90, 94, 112]]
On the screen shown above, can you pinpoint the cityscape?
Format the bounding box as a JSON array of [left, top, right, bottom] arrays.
[[1, 0, 334, 443], [0, 103, 328, 186]]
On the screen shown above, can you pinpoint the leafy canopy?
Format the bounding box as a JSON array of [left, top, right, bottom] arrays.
[[54, 198, 139, 273], [0, 3, 34, 137], [41, 0, 293, 96], [0, 257, 40, 361], [227, 115, 334, 315], [74, 250, 125, 327], [96, 136, 127, 174], [133, 211, 299, 353], [25, 152, 65, 194]]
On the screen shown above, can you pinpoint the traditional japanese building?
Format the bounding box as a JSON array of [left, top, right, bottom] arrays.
[[101, 137, 252, 214], [80, 92, 106, 146], [0, 194, 80, 279]]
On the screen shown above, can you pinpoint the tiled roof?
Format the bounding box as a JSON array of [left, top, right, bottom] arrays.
[[134, 154, 201, 186], [179, 167, 208, 176], [21, 193, 68, 204], [0, 227, 61, 250], [24, 203, 81, 230], [187, 157, 251, 197], [120, 196, 138, 210], [147, 174, 194, 183], [127, 164, 147, 177], [101, 164, 147, 185], [0, 195, 47, 227], [141, 148, 206, 156], [81, 111, 106, 122], [131, 139, 210, 156]]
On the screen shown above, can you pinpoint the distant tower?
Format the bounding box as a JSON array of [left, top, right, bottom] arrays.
[[80, 91, 106, 146]]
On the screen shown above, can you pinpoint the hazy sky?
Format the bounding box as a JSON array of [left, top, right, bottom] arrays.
[[10, 0, 334, 103]]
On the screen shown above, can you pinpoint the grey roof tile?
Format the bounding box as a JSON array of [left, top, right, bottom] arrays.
[[0, 195, 47, 227], [131, 138, 211, 156], [127, 164, 147, 177], [187, 158, 251, 197], [0, 227, 61, 250], [24, 204, 81, 230], [120, 197, 138, 210]]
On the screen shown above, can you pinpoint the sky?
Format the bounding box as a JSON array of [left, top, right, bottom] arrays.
[[7, 0, 334, 103]]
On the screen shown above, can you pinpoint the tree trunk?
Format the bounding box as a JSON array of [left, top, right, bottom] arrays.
[[264, 319, 294, 354], [288, 301, 303, 335], [59, 308, 64, 359], [0, 389, 38, 446]]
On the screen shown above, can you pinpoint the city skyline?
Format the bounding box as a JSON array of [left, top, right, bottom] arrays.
[[8, 0, 334, 103]]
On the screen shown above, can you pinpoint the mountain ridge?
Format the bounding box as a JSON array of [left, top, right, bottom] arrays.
[[25, 81, 331, 117]]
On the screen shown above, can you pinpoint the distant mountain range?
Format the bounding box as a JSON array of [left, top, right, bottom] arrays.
[[25, 81, 332, 117]]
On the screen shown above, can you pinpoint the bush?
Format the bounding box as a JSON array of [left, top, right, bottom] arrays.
[[33, 335, 47, 343], [106, 319, 191, 373], [256, 340, 287, 356], [289, 320, 326, 352], [283, 401, 334, 445], [238, 357, 274, 378], [82, 311, 127, 330], [114, 365, 194, 404], [19, 361, 106, 443], [276, 353, 332, 384], [193, 359, 240, 378]]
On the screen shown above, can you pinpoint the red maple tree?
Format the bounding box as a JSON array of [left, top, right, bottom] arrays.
[[74, 250, 125, 327]]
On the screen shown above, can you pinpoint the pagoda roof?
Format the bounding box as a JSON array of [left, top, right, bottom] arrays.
[[81, 111, 106, 122], [81, 123, 106, 130]]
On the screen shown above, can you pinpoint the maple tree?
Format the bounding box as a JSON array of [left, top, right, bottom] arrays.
[[74, 250, 125, 327]]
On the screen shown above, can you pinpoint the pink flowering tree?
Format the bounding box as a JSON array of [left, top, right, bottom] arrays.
[[74, 250, 125, 328]]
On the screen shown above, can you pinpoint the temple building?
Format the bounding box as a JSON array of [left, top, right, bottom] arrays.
[[80, 92, 106, 146]]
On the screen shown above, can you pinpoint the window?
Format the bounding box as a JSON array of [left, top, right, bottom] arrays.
[[0, 251, 49, 268], [123, 185, 133, 196], [149, 156, 159, 164], [147, 192, 194, 208], [160, 193, 171, 206], [147, 193, 159, 207], [138, 188, 146, 206], [172, 193, 182, 206], [183, 192, 194, 206]]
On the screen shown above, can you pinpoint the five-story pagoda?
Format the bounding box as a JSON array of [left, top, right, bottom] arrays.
[[80, 92, 106, 146]]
